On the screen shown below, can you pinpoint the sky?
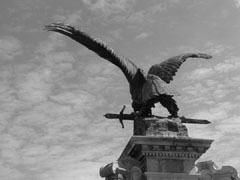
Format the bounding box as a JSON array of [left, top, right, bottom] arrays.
[[0, 0, 240, 179]]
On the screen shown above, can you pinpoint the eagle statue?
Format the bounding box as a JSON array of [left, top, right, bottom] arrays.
[[45, 23, 212, 118]]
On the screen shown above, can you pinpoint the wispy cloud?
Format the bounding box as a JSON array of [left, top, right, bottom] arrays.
[[0, 36, 22, 60], [0, 18, 116, 180], [234, 0, 240, 8], [134, 32, 151, 40], [215, 57, 240, 73], [189, 68, 214, 80], [127, 4, 165, 25], [189, 101, 240, 167], [36, 33, 66, 55], [204, 42, 232, 56], [0, 1, 240, 179], [82, 0, 135, 16], [53, 10, 83, 25]]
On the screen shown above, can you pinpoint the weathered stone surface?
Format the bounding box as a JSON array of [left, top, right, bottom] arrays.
[[119, 136, 213, 174], [100, 157, 143, 180], [99, 114, 239, 180], [101, 136, 240, 180], [196, 161, 240, 180], [133, 117, 188, 137], [144, 172, 200, 180]]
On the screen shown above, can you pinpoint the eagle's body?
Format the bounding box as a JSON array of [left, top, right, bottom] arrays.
[[45, 23, 212, 117], [129, 69, 179, 116]]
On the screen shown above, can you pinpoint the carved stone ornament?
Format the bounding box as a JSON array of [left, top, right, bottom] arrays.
[[99, 157, 144, 180], [197, 161, 240, 180]]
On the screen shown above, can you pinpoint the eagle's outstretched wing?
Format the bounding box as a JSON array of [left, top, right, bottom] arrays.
[[148, 53, 212, 83], [45, 23, 138, 84]]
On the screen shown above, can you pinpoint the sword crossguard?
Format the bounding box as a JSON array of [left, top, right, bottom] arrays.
[[119, 105, 126, 128]]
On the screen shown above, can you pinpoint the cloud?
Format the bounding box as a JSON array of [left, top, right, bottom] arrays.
[[37, 33, 66, 55], [0, 161, 24, 179], [0, 88, 107, 179], [186, 56, 240, 84], [0, 20, 114, 180], [2, 25, 24, 33], [191, 102, 238, 121], [179, 54, 240, 169], [1, 1, 240, 179], [186, 100, 240, 169], [127, 10, 146, 24], [49, 90, 105, 112], [11, 0, 47, 11], [204, 42, 231, 56], [82, 0, 135, 17], [182, 56, 240, 107], [65, 10, 82, 25], [53, 10, 83, 26], [0, 36, 22, 60], [214, 57, 240, 73], [0, 19, 125, 180], [189, 68, 214, 80], [135, 32, 151, 40], [126, 4, 165, 25], [16, 70, 53, 103], [126, 1, 180, 26], [234, 0, 240, 8]]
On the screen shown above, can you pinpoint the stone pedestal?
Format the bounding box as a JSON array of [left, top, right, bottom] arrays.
[[100, 116, 239, 180], [118, 136, 213, 180]]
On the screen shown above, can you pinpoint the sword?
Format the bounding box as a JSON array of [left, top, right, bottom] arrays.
[[104, 106, 211, 128]]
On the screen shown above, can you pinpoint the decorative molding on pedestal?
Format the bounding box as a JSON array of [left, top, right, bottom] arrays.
[[119, 136, 213, 175], [100, 116, 240, 180], [144, 172, 200, 180]]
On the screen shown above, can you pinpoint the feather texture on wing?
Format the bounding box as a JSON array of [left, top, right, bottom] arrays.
[[45, 23, 138, 84], [148, 53, 212, 83], [142, 75, 179, 103], [45, 23, 213, 117]]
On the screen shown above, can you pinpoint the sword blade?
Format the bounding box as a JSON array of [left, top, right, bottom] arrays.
[[104, 113, 211, 124]]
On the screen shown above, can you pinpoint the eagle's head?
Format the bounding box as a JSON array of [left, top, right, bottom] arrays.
[[135, 68, 146, 81], [137, 68, 146, 76], [131, 68, 147, 89]]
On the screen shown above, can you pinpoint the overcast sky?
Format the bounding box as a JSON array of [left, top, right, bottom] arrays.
[[0, 0, 240, 179]]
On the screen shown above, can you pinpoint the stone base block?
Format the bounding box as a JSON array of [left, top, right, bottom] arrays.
[[145, 172, 199, 180]]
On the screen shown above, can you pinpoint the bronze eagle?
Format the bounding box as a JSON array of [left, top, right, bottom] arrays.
[[45, 23, 212, 118]]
